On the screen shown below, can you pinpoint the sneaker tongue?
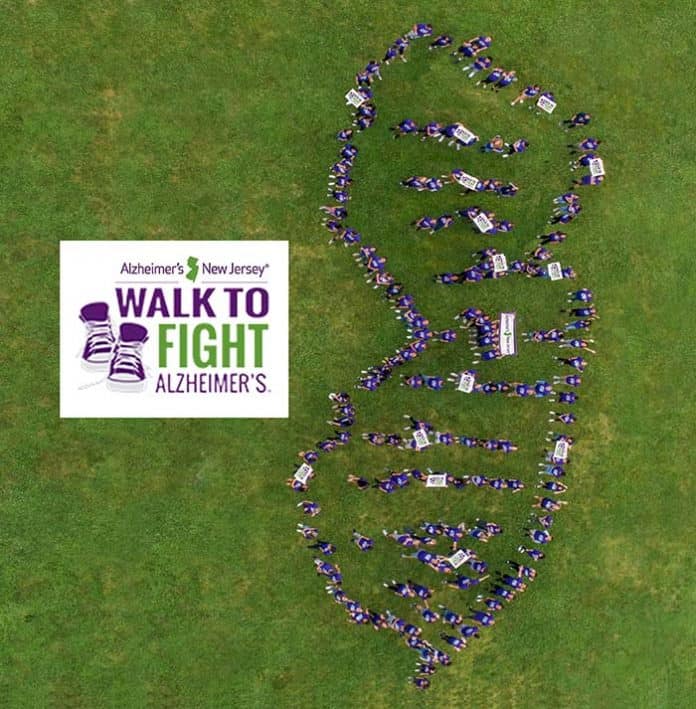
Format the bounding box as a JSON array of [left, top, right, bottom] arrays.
[[80, 302, 109, 322], [119, 323, 148, 343]]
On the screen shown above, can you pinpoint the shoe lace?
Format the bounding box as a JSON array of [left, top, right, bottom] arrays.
[[84, 320, 114, 356], [111, 340, 144, 377]]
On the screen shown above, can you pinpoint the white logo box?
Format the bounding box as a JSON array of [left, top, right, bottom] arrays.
[[60, 240, 288, 418]]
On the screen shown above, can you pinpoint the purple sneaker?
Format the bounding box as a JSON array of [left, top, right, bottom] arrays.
[[107, 323, 148, 391], [79, 302, 115, 368]]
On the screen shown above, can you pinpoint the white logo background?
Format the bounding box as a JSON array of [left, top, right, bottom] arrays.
[[60, 240, 288, 418]]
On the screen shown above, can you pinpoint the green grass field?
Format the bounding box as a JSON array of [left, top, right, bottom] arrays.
[[1, 1, 694, 707]]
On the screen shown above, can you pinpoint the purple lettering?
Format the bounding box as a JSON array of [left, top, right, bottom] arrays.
[[115, 288, 146, 318], [246, 288, 269, 317], [224, 288, 243, 317], [192, 288, 216, 317], [146, 288, 169, 317]]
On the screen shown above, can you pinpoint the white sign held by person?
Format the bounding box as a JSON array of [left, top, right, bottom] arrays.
[[589, 157, 605, 177], [458, 372, 476, 393], [473, 212, 494, 233], [499, 312, 517, 356], [553, 439, 569, 462], [547, 262, 563, 281], [492, 253, 508, 273], [448, 549, 470, 569], [537, 95, 557, 113], [426, 474, 448, 488], [413, 429, 431, 449], [456, 172, 480, 190], [294, 463, 314, 484], [454, 125, 477, 145], [345, 89, 366, 108]]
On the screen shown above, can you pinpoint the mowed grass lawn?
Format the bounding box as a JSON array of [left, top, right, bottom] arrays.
[[0, 1, 694, 707]]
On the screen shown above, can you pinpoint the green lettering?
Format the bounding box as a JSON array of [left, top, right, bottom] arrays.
[[158, 324, 177, 367], [192, 323, 218, 368], [247, 324, 268, 367], [221, 323, 246, 367]]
